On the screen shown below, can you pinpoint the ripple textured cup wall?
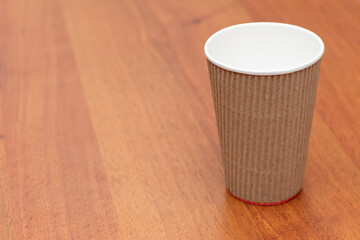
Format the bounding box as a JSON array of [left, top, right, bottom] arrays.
[[205, 23, 324, 204]]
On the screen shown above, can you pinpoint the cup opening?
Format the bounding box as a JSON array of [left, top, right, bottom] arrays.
[[204, 22, 324, 75]]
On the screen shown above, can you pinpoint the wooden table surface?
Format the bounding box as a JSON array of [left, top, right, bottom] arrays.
[[1, 0, 360, 239]]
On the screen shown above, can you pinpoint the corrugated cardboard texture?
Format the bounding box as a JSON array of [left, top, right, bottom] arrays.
[[207, 60, 321, 203]]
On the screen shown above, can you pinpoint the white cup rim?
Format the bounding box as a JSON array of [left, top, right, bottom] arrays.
[[204, 22, 325, 75]]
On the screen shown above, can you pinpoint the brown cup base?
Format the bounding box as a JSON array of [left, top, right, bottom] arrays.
[[228, 189, 301, 206]]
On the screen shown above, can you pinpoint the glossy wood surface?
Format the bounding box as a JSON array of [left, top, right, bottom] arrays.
[[1, 0, 359, 239]]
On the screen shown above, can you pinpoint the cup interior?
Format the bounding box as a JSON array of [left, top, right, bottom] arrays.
[[204, 22, 324, 75]]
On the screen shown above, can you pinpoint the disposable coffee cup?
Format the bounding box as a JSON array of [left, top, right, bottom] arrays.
[[204, 22, 324, 205]]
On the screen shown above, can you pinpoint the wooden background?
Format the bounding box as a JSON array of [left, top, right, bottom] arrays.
[[1, 0, 359, 239]]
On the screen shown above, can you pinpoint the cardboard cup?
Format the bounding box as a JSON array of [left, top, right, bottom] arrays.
[[204, 23, 324, 205]]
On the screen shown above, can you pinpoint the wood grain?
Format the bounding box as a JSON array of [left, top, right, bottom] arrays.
[[0, 0, 359, 239]]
